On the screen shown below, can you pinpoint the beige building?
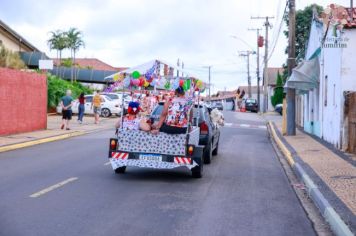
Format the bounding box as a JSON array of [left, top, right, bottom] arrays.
[[0, 19, 39, 52]]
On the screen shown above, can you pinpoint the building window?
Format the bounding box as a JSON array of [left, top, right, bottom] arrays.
[[324, 75, 328, 106], [333, 84, 336, 106]]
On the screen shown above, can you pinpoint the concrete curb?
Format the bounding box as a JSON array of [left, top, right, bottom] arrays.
[[267, 121, 353, 236], [0, 131, 85, 153]]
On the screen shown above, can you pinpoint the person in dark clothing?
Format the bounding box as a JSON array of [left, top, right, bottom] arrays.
[[77, 92, 85, 124]]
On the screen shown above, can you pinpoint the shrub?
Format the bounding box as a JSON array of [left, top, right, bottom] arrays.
[[271, 72, 284, 107], [0, 45, 26, 69], [47, 74, 92, 109]]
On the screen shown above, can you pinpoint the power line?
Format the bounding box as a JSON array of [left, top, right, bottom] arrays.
[[268, 1, 288, 61]]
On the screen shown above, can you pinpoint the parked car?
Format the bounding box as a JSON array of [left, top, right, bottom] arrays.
[[211, 101, 224, 111], [150, 103, 220, 164], [244, 98, 258, 113], [101, 92, 131, 114], [275, 104, 283, 115], [56, 95, 122, 117]]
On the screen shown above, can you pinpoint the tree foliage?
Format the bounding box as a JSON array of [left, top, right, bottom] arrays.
[[47, 74, 92, 109], [271, 72, 284, 107], [284, 4, 323, 62], [0, 45, 26, 69]]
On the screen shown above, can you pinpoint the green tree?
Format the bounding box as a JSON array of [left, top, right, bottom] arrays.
[[66, 28, 85, 82], [284, 4, 323, 62], [271, 72, 284, 107], [47, 30, 67, 76]]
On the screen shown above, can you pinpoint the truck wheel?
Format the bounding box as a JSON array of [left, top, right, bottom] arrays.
[[114, 166, 126, 174], [212, 140, 219, 156], [203, 142, 212, 164]]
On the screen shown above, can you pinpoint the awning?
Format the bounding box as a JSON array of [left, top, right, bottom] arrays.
[[284, 56, 320, 91]]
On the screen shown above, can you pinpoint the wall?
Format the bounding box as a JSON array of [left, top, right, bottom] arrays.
[[320, 35, 342, 148], [0, 28, 32, 52], [340, 29, 356, 150], [0, 68, 47, 135]]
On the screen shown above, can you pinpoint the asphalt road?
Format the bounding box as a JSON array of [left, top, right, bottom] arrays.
[[0, 112, 316, 236]]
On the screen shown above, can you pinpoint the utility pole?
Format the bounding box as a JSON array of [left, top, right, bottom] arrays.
[[177, 58, 180, 77], [239, 51, 255, 98], [203, 66, 212, 101], [251, 16, 274, 112], [286, 0, 296, 135], [248, 28, 262, 112]]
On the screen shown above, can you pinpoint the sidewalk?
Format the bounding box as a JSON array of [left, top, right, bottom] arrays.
[[0, 115, 118, 149], [264, 113, 356, 233]]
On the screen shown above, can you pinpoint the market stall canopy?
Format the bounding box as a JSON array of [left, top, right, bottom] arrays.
[[284, 56, 320, 91]]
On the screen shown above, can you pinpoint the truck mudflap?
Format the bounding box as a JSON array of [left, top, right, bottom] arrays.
[[109, 151, 198, 170]]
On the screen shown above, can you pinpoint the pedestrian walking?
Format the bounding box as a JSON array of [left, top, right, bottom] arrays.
[[91, 90, 102, 124], [77, 92, 85, 124], [60, 89, 74, 130]]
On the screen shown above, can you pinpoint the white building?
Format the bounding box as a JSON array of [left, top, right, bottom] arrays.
[[286, 4, 356, 152]]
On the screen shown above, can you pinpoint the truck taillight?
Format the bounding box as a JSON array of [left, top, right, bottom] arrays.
[[110, 139, 118, 150], [188, 145, 194, 156], [200, 122, 209, 135]]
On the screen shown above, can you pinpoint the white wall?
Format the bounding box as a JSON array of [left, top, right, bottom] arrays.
[[340, 29, 356, 149], [320, 34, 343, 148]]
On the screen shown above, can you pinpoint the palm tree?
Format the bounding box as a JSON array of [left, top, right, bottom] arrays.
[[47, 30, 67, 77], [66, 28, 85, 82]]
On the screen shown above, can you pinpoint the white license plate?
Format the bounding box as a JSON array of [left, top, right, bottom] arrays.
[[139, 154, 162, 162]]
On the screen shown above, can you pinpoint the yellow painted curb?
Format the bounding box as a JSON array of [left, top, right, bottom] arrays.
[[268, 121, 295, 166], [0, 131, 85, 153]]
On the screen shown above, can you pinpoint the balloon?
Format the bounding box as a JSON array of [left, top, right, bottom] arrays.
[[132, 71, 140, 79], [123, 77, 131, 88], [144, 81, 150, 87], [164, 81, 170, 90], [133, 79, 140, 86], [196, 80, 203, 89], [139, 77, 145, 86], [184, 79, 191, 90], [113, 74, 119, 81], [179, 80, 184, 87], [147, 76, 153, 83]]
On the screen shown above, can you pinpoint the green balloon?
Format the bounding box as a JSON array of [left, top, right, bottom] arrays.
[[132, 71, 140, 79], [185, 79, 191, 90], [164, 81, 170, 89]]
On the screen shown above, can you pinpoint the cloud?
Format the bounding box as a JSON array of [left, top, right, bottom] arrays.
[[2, 0, 350, 92]]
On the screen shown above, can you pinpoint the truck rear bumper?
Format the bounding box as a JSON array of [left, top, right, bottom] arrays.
[[109, 151, 198, 170]]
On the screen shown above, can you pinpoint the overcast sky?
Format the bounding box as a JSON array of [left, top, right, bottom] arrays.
[[0, 0, 352, 93]]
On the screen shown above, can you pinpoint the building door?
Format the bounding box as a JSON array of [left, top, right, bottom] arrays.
[[348, 93, 356, 154]]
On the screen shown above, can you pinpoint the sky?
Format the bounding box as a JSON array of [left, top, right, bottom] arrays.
[[0, 0, 352, 93]]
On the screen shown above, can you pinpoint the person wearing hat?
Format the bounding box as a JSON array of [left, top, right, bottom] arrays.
[[152, 86, 192, 134], [115, 101, 151, 131]]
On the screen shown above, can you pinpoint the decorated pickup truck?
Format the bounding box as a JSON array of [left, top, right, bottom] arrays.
[[108, 126, 204, 178]]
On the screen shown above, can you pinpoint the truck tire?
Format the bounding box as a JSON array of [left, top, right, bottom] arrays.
[[114, 166, 126, 174], [212, 140, 219, 156], [203, 142, 212, 164]]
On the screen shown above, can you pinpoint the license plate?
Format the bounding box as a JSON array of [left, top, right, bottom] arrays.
[[139, 154, 162, 162]]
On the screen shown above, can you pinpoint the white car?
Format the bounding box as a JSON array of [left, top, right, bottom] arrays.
[[56, 95, 122, 117]]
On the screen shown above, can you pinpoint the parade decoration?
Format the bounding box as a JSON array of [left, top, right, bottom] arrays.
[[132, 71, 140, 79]]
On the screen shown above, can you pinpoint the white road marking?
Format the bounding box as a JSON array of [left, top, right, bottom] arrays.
[[29, 177, 78, 198], [239, 124, 250, 127], [104, 161, 111, 166], [225, 123, 233, 126], [259, 125, 267, 129]]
